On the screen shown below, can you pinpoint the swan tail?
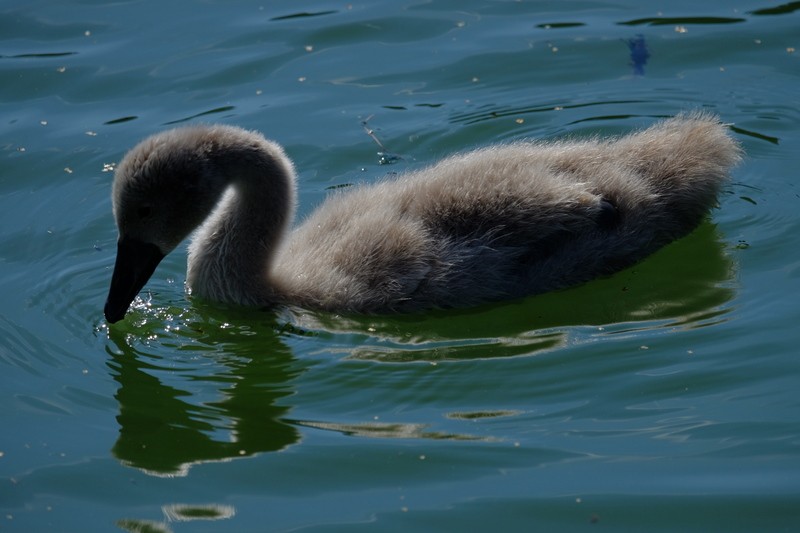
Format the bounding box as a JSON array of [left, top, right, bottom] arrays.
[[623, 112, 742, 195], [610, 112, 741, 233]]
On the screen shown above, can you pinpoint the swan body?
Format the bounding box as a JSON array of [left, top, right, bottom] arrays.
[[104, 113, 741, 323]]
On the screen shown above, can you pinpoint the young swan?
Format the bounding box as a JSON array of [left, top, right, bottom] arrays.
[[104, 113, 741, 323]]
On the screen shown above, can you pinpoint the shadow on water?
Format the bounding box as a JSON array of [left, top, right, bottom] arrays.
[[748, 2, 800, 16], [617, 16, 746, 26], [449, 100, 652, 127]]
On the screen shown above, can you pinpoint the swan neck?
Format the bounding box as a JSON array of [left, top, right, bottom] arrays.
[[187, 140, 296, 306]]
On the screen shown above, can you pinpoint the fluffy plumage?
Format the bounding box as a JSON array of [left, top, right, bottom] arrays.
[[104, 113, 741, 323]]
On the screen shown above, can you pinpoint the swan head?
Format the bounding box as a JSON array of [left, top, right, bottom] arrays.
[[104, 127, 231, 323]]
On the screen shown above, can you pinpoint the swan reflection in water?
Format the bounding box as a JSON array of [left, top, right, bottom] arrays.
[[104, 218, 735, 477]]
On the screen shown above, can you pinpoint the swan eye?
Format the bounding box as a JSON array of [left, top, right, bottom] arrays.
[[137, 205, 153, 219]]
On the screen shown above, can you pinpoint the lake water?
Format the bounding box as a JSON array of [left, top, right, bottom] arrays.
[[2, 1, 799, 531]]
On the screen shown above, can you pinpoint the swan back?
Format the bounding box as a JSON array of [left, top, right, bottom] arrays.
[[271, 113, 740, 311]]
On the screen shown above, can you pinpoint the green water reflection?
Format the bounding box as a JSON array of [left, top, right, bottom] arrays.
[[106, 323, 300, 477]]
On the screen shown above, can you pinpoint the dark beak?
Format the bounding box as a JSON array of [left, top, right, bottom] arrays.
[[104, 237, 165, 323]]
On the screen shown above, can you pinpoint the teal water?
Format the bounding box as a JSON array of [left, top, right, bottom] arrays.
[[2, 1, 799, 531]]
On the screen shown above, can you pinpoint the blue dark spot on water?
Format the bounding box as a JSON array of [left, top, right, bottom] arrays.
[[627, 34, 649, 75]]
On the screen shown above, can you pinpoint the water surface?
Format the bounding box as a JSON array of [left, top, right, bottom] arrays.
[[2, 1, 799, 531]]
